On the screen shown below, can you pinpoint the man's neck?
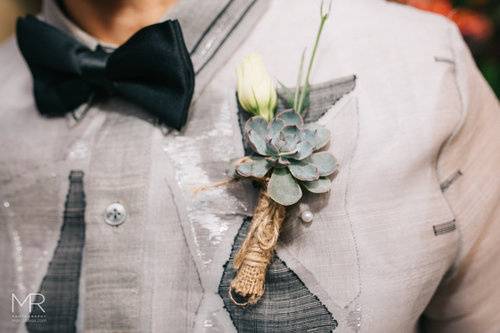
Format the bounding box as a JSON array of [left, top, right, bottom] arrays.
[[62, 0, 177, 45]]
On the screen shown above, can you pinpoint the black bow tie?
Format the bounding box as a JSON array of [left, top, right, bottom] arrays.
[[16, 15, 195, 130]]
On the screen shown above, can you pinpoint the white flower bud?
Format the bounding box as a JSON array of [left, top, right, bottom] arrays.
[[236, 53, 277, 121]]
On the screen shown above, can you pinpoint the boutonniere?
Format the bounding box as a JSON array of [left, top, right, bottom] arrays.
[[229, 1, 336, 306]]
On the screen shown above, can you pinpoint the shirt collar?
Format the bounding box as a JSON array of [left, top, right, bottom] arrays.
[[40, 0, 268, 99]]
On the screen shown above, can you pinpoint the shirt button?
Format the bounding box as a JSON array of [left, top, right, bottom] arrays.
[[104, 203, 127, 226]]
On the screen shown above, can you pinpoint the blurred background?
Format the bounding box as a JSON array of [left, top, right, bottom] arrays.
[[392, 0, 499, 96], [0, 0, 498, 96], [0, 0, 40, 40]]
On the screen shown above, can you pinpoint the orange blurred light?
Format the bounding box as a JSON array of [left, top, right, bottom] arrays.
[[391, 0, 493, 42]]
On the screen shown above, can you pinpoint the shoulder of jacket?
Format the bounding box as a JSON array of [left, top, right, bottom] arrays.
[[342, 0, 454, 46]]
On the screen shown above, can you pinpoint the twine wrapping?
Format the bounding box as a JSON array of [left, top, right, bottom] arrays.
[[229, 188, 286, 306]]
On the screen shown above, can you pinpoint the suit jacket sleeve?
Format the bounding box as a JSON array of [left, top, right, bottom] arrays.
[[422, 22, 500, 332]]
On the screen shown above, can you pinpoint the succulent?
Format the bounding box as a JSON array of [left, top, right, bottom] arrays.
[[236, 110, 338, 206]]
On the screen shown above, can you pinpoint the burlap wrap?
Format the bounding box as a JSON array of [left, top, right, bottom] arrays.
[[229, 189, 286, 305]]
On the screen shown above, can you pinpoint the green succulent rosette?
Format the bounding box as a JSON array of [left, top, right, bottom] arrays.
[[236, 110, 337, 206]]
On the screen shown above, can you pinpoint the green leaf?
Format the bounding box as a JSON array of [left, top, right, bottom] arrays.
[[245, 117, 272, 155], [266, 156, 278, 163], [302, 177, 332, 193], [280, 125, 301, 140], [301, 128, 316, 146], [268, 118, 285, 139], [248, 129, 271, 156], [277, 125, 301, 153], [268, 168, 303, 206], [276, 110, 304, 128], [288, 161, 320, 181], [236, 157, 272, 178], [301, 89, 311, 112], [277, 157, 291, 165], [294, 48, 307, 111], [297, 1, 330, 114], [308, 152, 337, 176], [290, 141, 314, 160], [305, 124, 331, 150], [296, 80, 310, 115], [245, 116, 268, 137]]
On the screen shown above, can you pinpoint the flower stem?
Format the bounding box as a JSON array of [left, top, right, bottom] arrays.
[[293, 48, 306, 112], [296, 0, 332, 114]]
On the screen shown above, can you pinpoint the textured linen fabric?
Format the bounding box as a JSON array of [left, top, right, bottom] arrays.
[[0, 0, 499, 332], [421, 24, 500, 333]]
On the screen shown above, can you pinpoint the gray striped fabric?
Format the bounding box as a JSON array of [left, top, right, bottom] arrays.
[[219, 218, 338, 332], [26, 171, 86, 333], [277, 75, 357, 123]]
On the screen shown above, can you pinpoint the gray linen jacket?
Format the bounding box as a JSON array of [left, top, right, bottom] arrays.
[[0, 0, 499, 332]]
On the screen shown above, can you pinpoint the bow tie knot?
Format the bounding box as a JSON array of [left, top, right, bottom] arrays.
[[79, 46, 113, 92], [17, 16, 195, 130]]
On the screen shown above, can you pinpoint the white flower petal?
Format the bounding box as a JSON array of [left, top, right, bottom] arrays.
[[236, 53, 277, 119]]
